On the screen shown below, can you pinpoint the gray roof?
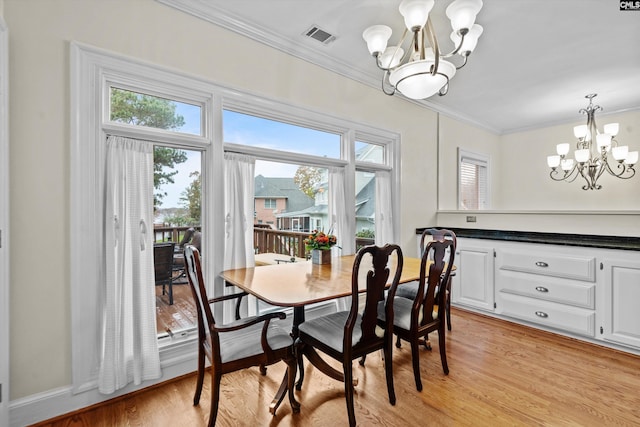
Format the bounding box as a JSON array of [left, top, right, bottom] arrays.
[[254, 175, 314, 213]]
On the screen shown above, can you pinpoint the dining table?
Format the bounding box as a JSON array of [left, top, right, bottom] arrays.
[[220, 253, 424, 414]]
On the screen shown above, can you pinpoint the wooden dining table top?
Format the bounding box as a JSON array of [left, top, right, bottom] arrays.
[[220, 254, 423, 307]]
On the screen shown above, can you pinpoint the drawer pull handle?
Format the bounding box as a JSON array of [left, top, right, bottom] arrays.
[[535, 311, 549, 318], [535, 286, 549, 293], [535, 261, 549, 268]]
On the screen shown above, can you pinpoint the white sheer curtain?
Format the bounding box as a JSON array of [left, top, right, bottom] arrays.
[[99, 135, 161, 394], [224, 153, 256, 318], [329, 166, 350, 256], [375, 170, 395, 245]]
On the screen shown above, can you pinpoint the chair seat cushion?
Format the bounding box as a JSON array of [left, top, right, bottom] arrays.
[[299, 311, 384, 353], [378, 297, 437, 331], [395, 280, 419, 300], [219, 319, 293, 363]]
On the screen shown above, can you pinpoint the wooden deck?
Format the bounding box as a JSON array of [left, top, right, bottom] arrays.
[[155, 277, 196, 336]]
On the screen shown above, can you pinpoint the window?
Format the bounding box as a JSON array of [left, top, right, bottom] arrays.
[[264, 198, 276, 209], [72, 43, 400, 393], [458, 148, 490, 210]]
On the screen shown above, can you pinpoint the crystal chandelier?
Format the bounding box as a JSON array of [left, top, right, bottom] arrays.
[[362, 0, 483, 100], [547, 94, 637, 190]]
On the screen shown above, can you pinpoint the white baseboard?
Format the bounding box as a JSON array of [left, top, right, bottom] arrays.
[[10, 353, 198, 426]]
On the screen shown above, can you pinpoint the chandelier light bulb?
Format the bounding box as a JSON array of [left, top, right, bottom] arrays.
[[573, 125, 588, 139], [556, 143, 570, 156], [378, 46, 405, 69], [574, 149, 590, 163], [450, 24, 483, 55], [547, 155, 561, 168], [362, 25, 392, 55], [596, 133, 612, 150], [612, 145, 629, 161], [603, 123, 619, 137], [398, 0, 434, 31], [625, 151, 638, 165], [561, 158, 574, 171], [446, 0, 483, 32]]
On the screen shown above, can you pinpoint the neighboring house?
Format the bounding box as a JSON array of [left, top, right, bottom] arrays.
[[254, 175, 314, 228]]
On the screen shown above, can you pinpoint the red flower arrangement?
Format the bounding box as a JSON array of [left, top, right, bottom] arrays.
[[304, 229, 337, 251]]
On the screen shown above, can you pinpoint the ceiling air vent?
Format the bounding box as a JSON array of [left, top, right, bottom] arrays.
[[304, 25, 336, 45]]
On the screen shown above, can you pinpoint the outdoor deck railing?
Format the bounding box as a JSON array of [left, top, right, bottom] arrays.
[[154, 224, 374, 255]]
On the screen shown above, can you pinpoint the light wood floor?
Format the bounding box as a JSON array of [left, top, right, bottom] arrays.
[[33, 308, 640, 426]]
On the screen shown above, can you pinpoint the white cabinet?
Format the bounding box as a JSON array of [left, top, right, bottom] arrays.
[[495, 243, 597, 337], [451, 238, 495, 312], [601, 256, 640, 349]]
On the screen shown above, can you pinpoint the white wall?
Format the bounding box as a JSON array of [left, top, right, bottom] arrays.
[[437, 109, 640, 236], [4, 0, 438, 407]]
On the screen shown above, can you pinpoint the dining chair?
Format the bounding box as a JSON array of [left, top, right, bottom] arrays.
[[183, 245, 300, 426], [395, 228, 457, 333], [295, 244, 403, 427], [381, 238, 455, 392], [153, 242, 176, 305]]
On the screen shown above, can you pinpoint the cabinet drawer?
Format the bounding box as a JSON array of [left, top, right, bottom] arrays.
[[498, 292, 595, 337], [496, 270, 595, 309], [498, 250, 596, 282]]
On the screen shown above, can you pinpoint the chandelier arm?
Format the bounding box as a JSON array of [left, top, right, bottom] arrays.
[[423, 15, 440, 76], [374, 28, 411, 71], [381, 70, 396, 96], [604, 160, 636, 179], [440, 29, 467, 58]]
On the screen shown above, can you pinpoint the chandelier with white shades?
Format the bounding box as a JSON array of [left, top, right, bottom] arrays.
[[362, 0, 483, 100], [547, 94, 637, 190]]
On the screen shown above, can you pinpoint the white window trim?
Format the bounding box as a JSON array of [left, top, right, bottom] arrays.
[[0, 17, 10, 427], [70, 41, 401, 397], [70, 42, 224, 393], [457, 148, 491, 210]]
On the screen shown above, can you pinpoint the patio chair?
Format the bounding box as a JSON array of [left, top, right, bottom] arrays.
[[154, 242, 176, 305]]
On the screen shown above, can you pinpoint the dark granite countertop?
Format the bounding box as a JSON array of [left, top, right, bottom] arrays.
[[416, 227, 640, 251]]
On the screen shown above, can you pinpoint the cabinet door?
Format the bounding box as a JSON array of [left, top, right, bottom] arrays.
[[452, 240, 495, 312], [601, 258, 640, 349]]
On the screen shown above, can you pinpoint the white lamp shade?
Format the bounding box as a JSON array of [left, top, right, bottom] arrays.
[[604, 123, 619, 137], [574, 149, 590, 163], [596, 133, 612, 150], [573, 125, 588, 139], [624, 151, 638, 165], [547, 155, 561, 168], [363, 25, 392, 55], [446, 0, 483, 32], [556, 143, 570, 156], [378, 46, 405, 69], [399, 0, 434, 31], [561, 158, 574, 171], [450, 24, 483, 54], [612, 145, 629, 161], [389, 59, 456, 99]]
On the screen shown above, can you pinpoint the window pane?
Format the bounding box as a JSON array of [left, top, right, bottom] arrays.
[[223, 109, 341, 158], [356, 141, 384, 164], [110, 87, 202, 136], [355, 170, 375, 250], [460, 157, 487, 210], [153, 147, 201, 340]]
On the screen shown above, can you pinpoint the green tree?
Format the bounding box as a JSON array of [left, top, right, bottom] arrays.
[[180, 171, 201, 224], [110, 88, 188, 208], [294, 166, 323, 198]]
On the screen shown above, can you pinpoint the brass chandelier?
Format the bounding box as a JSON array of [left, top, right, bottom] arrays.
[[362, 0, 483, 100], [547, 94, 637, 190]]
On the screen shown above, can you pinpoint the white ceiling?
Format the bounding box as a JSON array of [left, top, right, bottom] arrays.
[[158, 0, 640, 134]]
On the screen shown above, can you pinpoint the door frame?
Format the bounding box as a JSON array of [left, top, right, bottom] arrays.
[[0, 16, 10, 427]]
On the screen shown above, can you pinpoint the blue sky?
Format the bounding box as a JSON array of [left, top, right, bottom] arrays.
[[159, 106, 340, 208]]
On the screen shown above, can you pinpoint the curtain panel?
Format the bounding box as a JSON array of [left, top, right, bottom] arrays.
[[99, 135, 161, 394]]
